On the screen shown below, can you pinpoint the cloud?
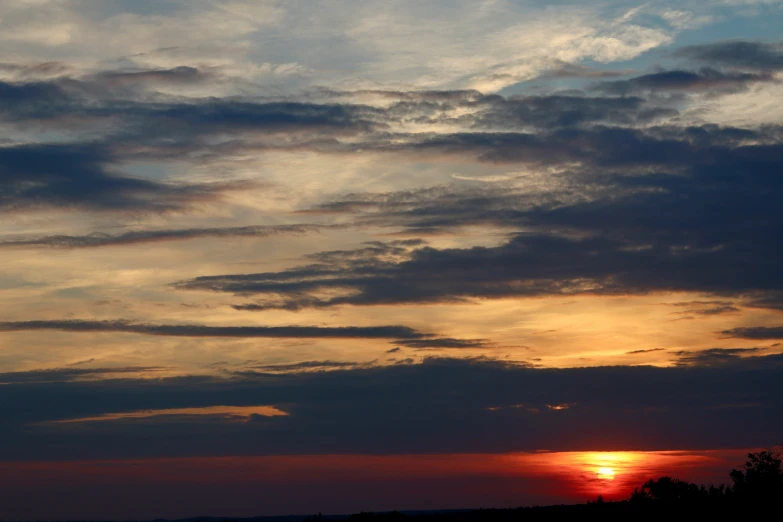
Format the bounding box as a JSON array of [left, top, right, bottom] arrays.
[[0, 224, 325, 248], [720, 326, 783, 339], [0, 61, 70, 79], [393, 338, 492, 349], [210, 120, 783, 311], [0, 142, 249, 213], [241, 360, 367, 373], [87, 66, 210, 88], [465, 94, 677, 129], [0, 320, 429, 339], [0, 79, 70, 120], [626, 348, 665, 355], [667, 301, 741, 317], [594, 68, 773, 95], [676, 40, 783, 71], [3, 356, 783, 460], [0, 366, 165, 384], [539, 61, 636, 79], [672, 347, 762, 366], [679, 306, 741, 316], [174, 199, 783, 309], [49, 405, 289, 424]]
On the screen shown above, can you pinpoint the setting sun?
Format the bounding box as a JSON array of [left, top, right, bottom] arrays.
[[597, 467, 616, 480], [1, 0, 782, 519]]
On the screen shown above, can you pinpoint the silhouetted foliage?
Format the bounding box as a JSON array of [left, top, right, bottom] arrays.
[[624, 447, 783, 513], [629, 476, 704, 504], [730, 448, 783, 502]]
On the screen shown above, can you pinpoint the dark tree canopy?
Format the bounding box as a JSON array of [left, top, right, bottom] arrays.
[[730, 449, 783, 500]]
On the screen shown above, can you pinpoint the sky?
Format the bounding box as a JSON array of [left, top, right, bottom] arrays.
[[1, 0, 782, 519]]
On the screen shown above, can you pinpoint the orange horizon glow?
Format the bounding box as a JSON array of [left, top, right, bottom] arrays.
[[0, 449, 749, 493], [0, 449, 754, 520]]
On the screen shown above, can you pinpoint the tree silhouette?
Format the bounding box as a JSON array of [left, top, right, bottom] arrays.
[[729, 448, 783, 502], [628, 447, 783, 511], [629, 476, 704, 504]]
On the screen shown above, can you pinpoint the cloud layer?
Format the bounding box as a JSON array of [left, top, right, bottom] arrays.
[[3, 356, 782, 460]]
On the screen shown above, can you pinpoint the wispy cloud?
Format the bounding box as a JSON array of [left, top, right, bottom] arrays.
[[0, 224, 325, 248], [721, 326, 783, 339], [0, 320, 430, 339], [393, 338, 492, 349], [0, 366, 165, 384]]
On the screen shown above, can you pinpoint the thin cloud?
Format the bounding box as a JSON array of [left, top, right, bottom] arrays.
[[0, 366, 165, 384], [721, 326, 783, 340], [0, 320, 430, 339], [48, 405, 289, 424], [676, 40, 783, 71], [394, 338, 492, 349], [672, 347, 762, 367], [594, 68, 772, 95], [626, 348, 666, 355], [243, 360, 368, 373], [0, 224, 325, 248]]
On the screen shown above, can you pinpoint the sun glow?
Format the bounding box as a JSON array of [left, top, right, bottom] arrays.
[[597, 467, 615, 480], [513, 450, 719, 500]]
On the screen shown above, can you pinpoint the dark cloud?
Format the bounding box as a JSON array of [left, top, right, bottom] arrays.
[[373, 124, 781, 167], [174, 199, 783, 309], [679, 306, 740, 316], [0, 366, 164, 384], [667, 301, 741, 317], [626, 348, 665, 355], [0, 80, 70, 120], [0, 73, 383, 134], [386, 347, 402, 353], [720, 326, 783, 340], [0, 61, 70, 78], [127, 100, 382, 139], [0, 320, 429, 339], [3, 356, 783, 460], [465, 95, 677, 129], [741, 291, 783, 312], [0, 142, 249, 213], [670, 300, 736, 307], [309, 89, 671, 131], [68, 358, 96, 366], [1, 63, 767, 224], [676, 40, 783, 71], [0, 224, 324, 248], [394, 338, 492, 349], [88, 66, 209, 87], [595, 68, 772, 96], [213, 120, 783, 311], [672, 348, 762, 367], [240, 360, 367, 373]]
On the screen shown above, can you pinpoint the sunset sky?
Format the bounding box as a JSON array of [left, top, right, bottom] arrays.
[[1, 0, 783, 519]]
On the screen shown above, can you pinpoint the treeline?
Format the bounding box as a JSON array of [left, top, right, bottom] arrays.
[[306, 447, 783, 521], [628, 448, 782, 507]]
